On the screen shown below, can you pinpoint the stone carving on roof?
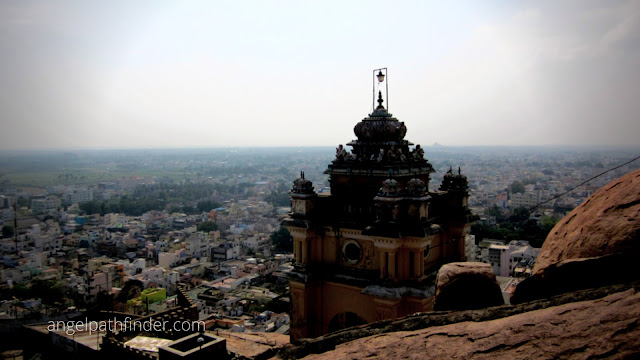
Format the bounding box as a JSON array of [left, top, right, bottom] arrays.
[[379, 179, 401, 197], [335, 144, 348, 161], [406, 178, 427, 197], [412, 145, 425, 161]]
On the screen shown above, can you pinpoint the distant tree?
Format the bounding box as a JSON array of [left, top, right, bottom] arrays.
[[247, 302, 266, 313], [116, 279, 144, 303], [474, 208, 555, 246], [270, 226, 293, 253], [17, 196, 29, 208], [236, 182, 254, 195], [179, 205, 198, 215], [487, 205, 504, 222], [1, 225, 14, 239], [30, 279, 65, 304], [264, 192, 291, 207], [509, 181, 525, 194], [197, 221, 218, 233], [197, 200, 221, 213], [470, 223, 492, 241], [541, 215, 559, 232], [508, 207, 530, 223], [522, 218, 542, 235], [79, 200, 102, 215]]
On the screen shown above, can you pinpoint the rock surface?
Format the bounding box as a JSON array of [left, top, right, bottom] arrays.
[[533, 168, 640, 274], [302, 288, 640, 360], [433, 262, 504, 311], [511, 253, 638, 304]]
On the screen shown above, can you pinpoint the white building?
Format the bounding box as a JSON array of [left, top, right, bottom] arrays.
[[159, 251, 181, 269], [487, 244, 510, 277], [0, 237, 29, 253], [88, 257, 113, 273], [88, 271, 112, 300], [242, 236, 270, 254], [185, 232, 211, 260], [26, 251, 48, 267], [0, 195, 10, 209], [32, 234, 63, 254], [31, 196, 61, 214], [63, 188, 93, 204], [212, 242, 241, 261], [131, 258, 146, 274], [129, 266, 179, 294], [0, 207, 15, 223], [464, 234, 477, 262], [483, 240, 540, 277], [104, 213, 127, 226], [1, 268, 31, 284], [510, 191, 541, 209]]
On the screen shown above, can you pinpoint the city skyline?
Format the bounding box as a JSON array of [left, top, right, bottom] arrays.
[[1, 1, 639, 150]]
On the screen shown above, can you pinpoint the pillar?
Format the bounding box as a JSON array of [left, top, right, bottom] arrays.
[[388, 250, 396, 279], [301, 239, 308, 264], [295, 240, 302, 263], [379, 252, 387, 278], [414, 251, 422, 278]]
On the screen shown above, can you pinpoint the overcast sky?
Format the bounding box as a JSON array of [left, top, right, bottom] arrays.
[[1, 1, 639, 150]]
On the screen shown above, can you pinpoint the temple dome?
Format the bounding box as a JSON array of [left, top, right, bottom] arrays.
[[405, 178, 427, 197], [353, 91, 407, 143], [378, 179, 400, 196], [291, 172, 315, 195], [440, 167, 469, 191]]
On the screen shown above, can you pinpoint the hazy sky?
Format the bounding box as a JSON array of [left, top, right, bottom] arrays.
[[1, 1, 639, 150]]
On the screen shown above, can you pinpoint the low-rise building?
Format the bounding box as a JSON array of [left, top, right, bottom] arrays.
[[212, 242, 241, 261], [63, 188, 93, 204], [482, 240, 540, 277], [31, 196, 61, 214], [510, 191, 541, 209]]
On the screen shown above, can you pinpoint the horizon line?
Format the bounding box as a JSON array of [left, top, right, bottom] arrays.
[[2, 144, 640, 152]]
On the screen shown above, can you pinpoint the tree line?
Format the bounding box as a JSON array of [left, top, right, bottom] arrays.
[[79, 183, 223, 216], [471, 206, 559, 248]]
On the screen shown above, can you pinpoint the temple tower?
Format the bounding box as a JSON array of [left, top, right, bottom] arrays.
[[283, 70, 476, 340]]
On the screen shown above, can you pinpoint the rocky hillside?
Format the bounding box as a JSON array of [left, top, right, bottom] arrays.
[[302, 287, 640, 360]]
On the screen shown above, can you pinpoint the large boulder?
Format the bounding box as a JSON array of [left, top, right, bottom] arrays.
[[533, 168, 640, 274], [433, 262, 504, 311], [513, 168, 640, 304]]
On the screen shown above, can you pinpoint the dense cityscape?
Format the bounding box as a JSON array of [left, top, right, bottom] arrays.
[[0, 145, 638, 357]]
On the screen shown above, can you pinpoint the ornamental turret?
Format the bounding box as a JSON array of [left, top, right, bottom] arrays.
[[290, 171, 316, 218]]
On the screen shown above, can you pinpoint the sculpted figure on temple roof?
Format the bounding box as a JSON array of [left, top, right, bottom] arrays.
[[412, 145, 424, 161], [335, 144, 348, 161]]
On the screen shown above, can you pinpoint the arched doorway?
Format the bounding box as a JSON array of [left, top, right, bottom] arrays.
[[328, 312, 367, 333]]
